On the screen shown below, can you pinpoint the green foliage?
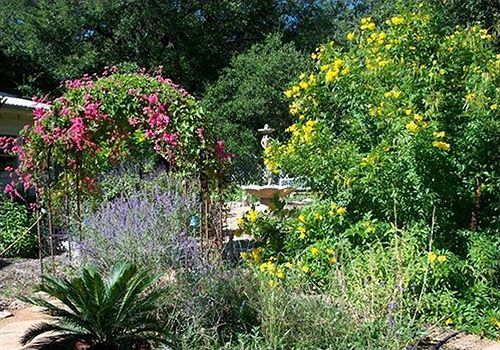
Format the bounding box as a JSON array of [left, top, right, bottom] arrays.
[[243, 203, 500, 338], [203, 35, 311, 174], [0, 194, 37, 258], [0, 0, 284, 95], [21, 263, 170, 350]]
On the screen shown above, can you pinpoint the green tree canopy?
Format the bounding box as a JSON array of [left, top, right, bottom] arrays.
[[202, 34, 311, 177]]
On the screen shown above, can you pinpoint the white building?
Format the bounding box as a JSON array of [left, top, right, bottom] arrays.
[[0, 92, 46, 185]]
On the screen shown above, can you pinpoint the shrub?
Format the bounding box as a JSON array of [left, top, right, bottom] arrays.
[[79, 180, 199, 273], [0, 194, 37, 257], [242, 202, 500, 338], [265, 4, 499, 234], [159, 267, 260, 348], [1, 66, 231, 226], [21, 263, 170, 350]]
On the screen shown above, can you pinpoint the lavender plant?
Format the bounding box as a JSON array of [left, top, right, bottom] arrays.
[[79, 183, 202, 273]]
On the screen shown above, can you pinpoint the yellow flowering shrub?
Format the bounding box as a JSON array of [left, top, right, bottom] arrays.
[[266, 4, 499, 232]]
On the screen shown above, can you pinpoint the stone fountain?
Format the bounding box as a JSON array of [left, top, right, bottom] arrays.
[[241, 124, 295, 210]]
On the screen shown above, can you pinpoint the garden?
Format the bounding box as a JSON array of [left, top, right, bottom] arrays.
[[0, 1, 499, 349]]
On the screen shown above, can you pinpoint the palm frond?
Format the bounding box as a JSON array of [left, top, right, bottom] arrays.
[[20, 322, 59, 345]]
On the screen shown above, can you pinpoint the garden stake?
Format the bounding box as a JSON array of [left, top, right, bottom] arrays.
[[64, 157, 72, 262], [46, 148, 56, 274]]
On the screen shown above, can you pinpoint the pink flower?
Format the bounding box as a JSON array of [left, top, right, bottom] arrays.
[[215, 140, 232, 161], [84, 102, 100, 120], [195, 127, 205, 142], [146, 93, 158, 105]]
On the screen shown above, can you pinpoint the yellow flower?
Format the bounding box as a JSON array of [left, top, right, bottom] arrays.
[[284, 262, 294, 269], [390, 16, 405, 25], [325, 69, 339, 82], [299, 225, 306, 239], [310, 247, 319, 255], [268, 279, 277, 288], [491, 104, 498, 110], [445, 318, 453, 326], [406, 121, 419, 133], [337, 207, 346, 215], [302, 265, 310, 273], [314, 213, 323, 221], [276, 269, 286, 280], [311, 52, 317, 60], [251, 248, 262, 262], [360, 17, 372, 24], [264, 158, 279, 174], [259, 263, 267, 272], [299, 80, 309, 90], [329, 256, 337, 264], [405, 108, 413, 115], [437, 255, 447, 263], [240, 251, 248, 260], [246, 209, 258, 223], [413, 114, 423, 122], [284, 89, 293, 98], [433, 131, 445, 138], [428, 251, 437, 263], [267, 262, 276, 273], [361, 21, 376, 30], [326, 248, 334, 255], [432, 141, 451, 151], [347, 32, 356, 41], [298, 214, 306, 223], [377, 59, 390, 67]]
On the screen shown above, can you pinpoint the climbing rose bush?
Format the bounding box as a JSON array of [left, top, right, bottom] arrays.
[[1, 67, 231, 201], [266, 5, 499, 232]]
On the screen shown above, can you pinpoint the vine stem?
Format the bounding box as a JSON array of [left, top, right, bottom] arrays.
[[412, 206, 436, 323]]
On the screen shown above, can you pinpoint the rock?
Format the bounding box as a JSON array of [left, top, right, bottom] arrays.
[[0, 310, 13, 319]]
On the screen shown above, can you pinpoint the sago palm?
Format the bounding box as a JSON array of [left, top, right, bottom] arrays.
[[20, 263, 170, 350]]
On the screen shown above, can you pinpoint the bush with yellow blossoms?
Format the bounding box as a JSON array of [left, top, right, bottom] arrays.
[[265, 4, 499, 234]]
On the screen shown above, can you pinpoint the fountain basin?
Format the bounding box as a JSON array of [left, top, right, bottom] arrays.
[[241, 185, 295, 210]]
